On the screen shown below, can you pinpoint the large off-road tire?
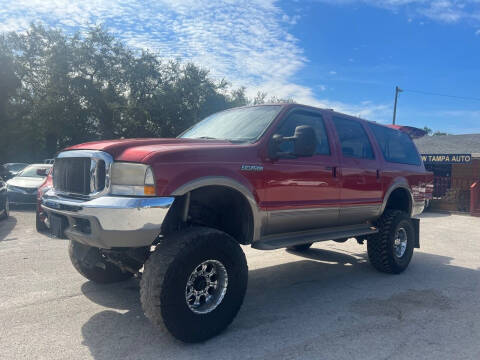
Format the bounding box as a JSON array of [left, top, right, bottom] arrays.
[[140, 227, 248, 343], [68, 241, 136, 283], [367, 210, 415, 274], [287, 243, 313, 251]]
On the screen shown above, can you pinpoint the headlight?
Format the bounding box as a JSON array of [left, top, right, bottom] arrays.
[[110, 163, 156, 196], [7, 184, 22, 193]]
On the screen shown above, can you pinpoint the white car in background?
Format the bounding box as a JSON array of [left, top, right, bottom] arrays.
[[6, 164, 52, 205]]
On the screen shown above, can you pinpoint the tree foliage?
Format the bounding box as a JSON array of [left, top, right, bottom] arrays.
[[0, 25, 249, 162], [252, 91, 294, 105], [423, 126, 449, 136]]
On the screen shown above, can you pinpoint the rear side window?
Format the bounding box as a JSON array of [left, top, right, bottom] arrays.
[[332, 117, 374, 159], [368, 123, 421, 166], [276, 110, 330, 155]]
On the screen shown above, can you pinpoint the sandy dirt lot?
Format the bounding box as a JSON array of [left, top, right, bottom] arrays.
[[0, 209, 479, 360]]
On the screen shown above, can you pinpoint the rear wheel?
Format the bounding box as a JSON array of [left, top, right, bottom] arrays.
[[367, 210, 415, 274], [140, 227, 248, 343], [287, 243, 313, 251], [68, 241, 137, 283]]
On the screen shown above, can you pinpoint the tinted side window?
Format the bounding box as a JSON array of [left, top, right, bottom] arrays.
[[368, 123, 421, 165], [276, 111, 330, 155], [332, 117, 374, 159]]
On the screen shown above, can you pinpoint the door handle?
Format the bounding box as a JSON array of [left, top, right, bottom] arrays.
[[326, 166, 337, 177]]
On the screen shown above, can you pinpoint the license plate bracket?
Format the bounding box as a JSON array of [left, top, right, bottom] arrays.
[[49, 213, 68, 239]]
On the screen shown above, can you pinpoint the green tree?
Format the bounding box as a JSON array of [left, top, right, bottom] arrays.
[[423, 126, 432, 135], [252, 90, 294, 105], [0, 25, 249, 163]]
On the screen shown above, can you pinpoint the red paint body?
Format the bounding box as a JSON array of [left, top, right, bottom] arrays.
[[64, 104, 433, 213], [37, 170, 53, 224]]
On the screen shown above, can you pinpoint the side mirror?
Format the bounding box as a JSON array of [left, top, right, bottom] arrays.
[[269, 125, 318, 160], [291, 125, 317, 157], [36, 168, 48, 176], [268, 134, 283, 160]]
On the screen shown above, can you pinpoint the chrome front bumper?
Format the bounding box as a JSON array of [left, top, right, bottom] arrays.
[[41, 189, 175, 248]]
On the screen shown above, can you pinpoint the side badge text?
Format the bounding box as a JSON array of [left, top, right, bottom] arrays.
[[241, 164, 264, 172]]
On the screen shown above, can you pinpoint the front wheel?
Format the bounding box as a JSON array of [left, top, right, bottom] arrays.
[[0, 198, 9, 220], [140, 227, 248, 343], [36, 211, 47, 232], [367, 210, 415, 274]]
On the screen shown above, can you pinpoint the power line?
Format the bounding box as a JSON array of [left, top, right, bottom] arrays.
[[402, 88, 480, 102]]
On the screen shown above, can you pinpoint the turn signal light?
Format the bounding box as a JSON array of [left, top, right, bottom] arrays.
[[144, 185, 156, 196]]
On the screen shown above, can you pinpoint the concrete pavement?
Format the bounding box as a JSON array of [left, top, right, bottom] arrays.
[[0, 210, 479, 359]]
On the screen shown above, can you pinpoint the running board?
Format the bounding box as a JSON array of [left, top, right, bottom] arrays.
[[252, 224, 378, 250]]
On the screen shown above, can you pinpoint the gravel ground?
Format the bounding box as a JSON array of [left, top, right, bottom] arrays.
[[0, 209, 479, 360]]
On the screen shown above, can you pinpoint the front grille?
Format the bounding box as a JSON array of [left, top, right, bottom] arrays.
[[8, 185, 37, 194], [53, 157, 106, 196]]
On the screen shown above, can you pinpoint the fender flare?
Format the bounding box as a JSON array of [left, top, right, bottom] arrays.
[[380, 179, 414, 217], [171, 176, 263, 242]]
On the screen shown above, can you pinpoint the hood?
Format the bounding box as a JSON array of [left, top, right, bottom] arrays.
[[64, 138, 245, 162], [7, 176, 46, 189]]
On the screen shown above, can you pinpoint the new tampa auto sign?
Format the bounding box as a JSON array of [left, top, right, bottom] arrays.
[[421, 154, 472, 164]]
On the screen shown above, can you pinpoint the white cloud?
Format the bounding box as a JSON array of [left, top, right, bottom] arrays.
[[314, 0, 480, 24], [476, 29, 480, 35], [0, 0, 388, 121]]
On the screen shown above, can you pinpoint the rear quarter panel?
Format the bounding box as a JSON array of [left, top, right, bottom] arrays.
[[380, 161, 431, 216]]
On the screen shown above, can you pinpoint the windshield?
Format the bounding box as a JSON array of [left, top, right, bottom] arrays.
[[6, 163, 28, 172], [18, 165, 50, 178], [180, 105, 282, 142]]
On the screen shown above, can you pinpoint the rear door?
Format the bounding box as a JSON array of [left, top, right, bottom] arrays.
[[263, 108, 341, 235], [331, 116, 383, 225]]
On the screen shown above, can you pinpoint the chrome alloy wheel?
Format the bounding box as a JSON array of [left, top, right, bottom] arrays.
[[393, 227, 408, 258], [185, 260, 228, 314]]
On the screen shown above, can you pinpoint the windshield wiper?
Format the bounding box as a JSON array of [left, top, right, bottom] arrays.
[[193, 136, 249, 143], [195, 136, 218, 140], [227, 139, 249, 143]]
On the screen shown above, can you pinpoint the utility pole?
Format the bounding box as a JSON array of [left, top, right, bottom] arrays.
[[392, 86, 403, 125]]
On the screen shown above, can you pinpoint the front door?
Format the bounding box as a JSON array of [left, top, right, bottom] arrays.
[[263, 109, 341, 235], [331, 116, 383, 225]]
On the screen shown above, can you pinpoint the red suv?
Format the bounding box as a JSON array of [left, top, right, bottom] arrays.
[[41, 104, 432, 342]]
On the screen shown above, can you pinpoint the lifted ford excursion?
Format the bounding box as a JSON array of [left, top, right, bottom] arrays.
[[42, 104, 433, 342]]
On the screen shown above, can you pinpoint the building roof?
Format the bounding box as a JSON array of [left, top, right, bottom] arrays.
[[414, 134, 480, 156]]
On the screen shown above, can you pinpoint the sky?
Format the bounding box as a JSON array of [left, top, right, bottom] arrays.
[[1, 0, 480, 133]]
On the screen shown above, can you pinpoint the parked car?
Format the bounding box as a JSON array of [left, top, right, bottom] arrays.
[[0, 164, 9, 181], [41, 104, 433, 342], [4, 163, 29, 179], [36, 170, 53, 231], [43, 159, 55, 164], [7, 164, 52, 205], [0, 177, 8, 219]]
